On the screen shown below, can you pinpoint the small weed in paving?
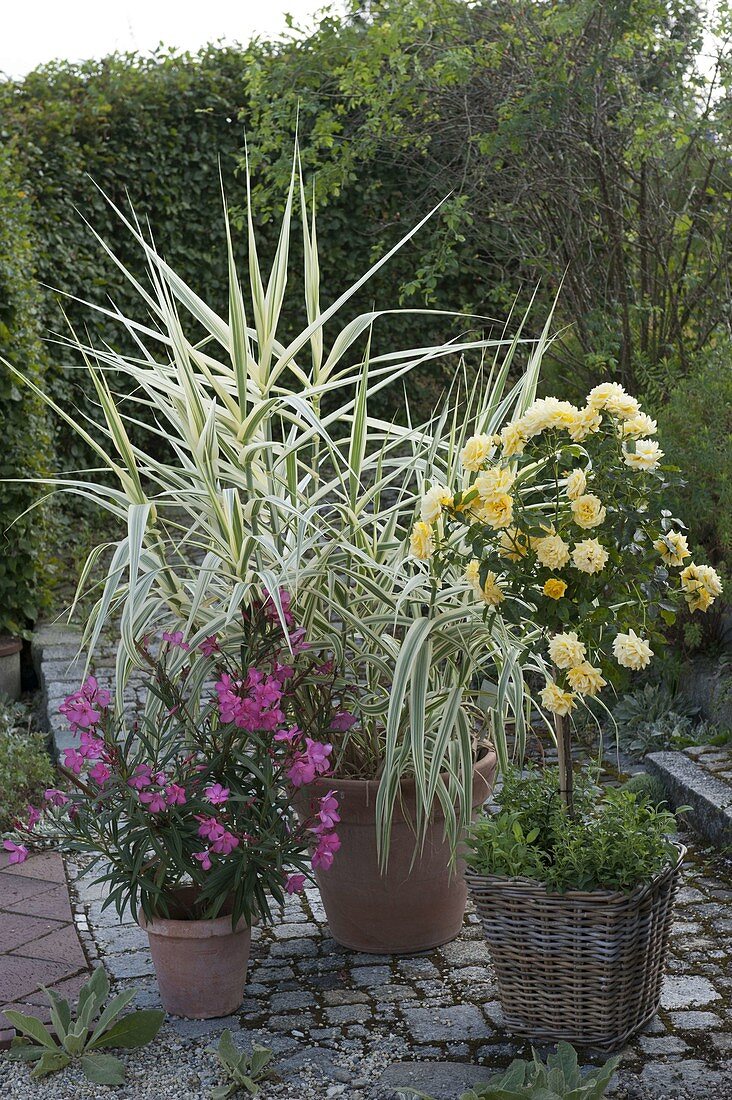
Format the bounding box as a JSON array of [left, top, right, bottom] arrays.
[[210, 1030, 275, 1097]]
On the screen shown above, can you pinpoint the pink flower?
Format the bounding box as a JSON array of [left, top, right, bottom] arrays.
[[165, 783, 187, 806], [162, 631, 190, 651], [312, 832, 341, 871], [263, 587, 295, 629], [205, 783, 229, 806], [285, 873, 306, 895], [193, 850, 212, 871], [272, 660, 294, 682], [139, 790, 167, 813], [315, 660, 334, 676], [305, 738, 333, 776], [128, 764, 152, 791], [78, 731, 105, 760], [62, 748, 84, 775], [315, 791, 340, 831], [58, 676, 111, 732], [199, 635, 220, 657], [3, 840, 28, 865], [89, 762, 111, 785], [274, 725, 302, 745], [330, 711, 357, 732], [44, 788, 70, 807], [197, 816, 225, 842], [27, 805, 41, 829], [286, 755, 316, 788], [210, 829, 239, 856]]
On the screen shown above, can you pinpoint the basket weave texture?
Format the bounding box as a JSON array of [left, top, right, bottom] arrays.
[[466, 843, 686, 1050]]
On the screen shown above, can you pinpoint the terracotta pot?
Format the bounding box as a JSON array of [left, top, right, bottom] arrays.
[[0, 636, 22, 701], [138, 888, 251, 1018], [295, 750, 497, 954]]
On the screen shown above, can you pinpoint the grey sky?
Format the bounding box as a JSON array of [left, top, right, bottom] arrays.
[[0, 0, 328, 79]]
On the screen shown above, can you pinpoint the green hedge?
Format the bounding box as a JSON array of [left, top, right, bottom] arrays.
[[0, 145, 53, 635], [0, 48, 251, 465]]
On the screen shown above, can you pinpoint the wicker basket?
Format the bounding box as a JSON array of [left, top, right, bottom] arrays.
[[466, 843, 685, 1051]]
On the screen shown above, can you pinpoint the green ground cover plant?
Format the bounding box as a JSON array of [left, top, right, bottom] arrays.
[[211, 1031, 274, 1098], [403, 1042, 619, 1099]]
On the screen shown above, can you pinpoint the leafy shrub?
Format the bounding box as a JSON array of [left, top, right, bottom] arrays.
[[0, 697, 54, 833], [402, 1042, 619, 1100], [466, 768, 679, 892], [5, 966, 163, 1084], [658, 346, 732, 575], [613, 683, 714, 758], [0, 145, 54, 635], [622, 772, 668, 806]]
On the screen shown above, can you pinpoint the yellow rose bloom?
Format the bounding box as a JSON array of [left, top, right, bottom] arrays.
[[498, 527, 532, 560], [613, 630, 654, 670], [653, 531, 690, 568], [605, 392, 640, 419], [565, 468, 587, 501], [540, 682, 577, 716], [567, 661, 607, 697], [460, 434, 495, 472], [520, 397, 578, 437], [623, 439, 664, 471], [479, 492, 514, 530], [475, 466, 516, 501], [549, 631, 586, 669], [500, 422, 527, 457], [543, 577, 567, 600], [567, 405, 603, 442], [466, 560, 504, 606], [536, 533, 571, 570], [586, 381, 629, 410], [571, 493, 606, 530], [622, 413, 657, 438], [420, 484, 452, 524], [572, 538, 609, 575], [680, 562, 723, 612], [410, 522, 435, 561]]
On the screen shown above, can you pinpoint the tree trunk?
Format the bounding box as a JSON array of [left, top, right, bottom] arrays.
[[555, 710, 574, 817]]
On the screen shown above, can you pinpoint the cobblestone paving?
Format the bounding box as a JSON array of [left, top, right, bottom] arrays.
[[19, 838, 722, 1100]]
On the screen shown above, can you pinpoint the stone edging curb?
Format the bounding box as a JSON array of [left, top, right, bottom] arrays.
[[646, 750, 732, 849]]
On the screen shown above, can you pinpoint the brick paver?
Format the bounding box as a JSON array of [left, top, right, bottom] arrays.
[[0, 851, 90, 1048]]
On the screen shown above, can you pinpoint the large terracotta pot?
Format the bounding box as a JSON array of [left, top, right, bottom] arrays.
[[138, 888, 251, 1019], [296, 749, 497, 954]]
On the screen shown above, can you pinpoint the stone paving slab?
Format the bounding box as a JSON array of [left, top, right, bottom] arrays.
[[0, 851, 91, 1048]]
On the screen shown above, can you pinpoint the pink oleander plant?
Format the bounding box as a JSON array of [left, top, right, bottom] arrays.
[[410, 381, 723, 811], [3, 592, 343, 927]]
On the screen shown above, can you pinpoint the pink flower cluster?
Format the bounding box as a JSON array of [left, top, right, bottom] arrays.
[[59, 676, 111, 733], [215, 669, 286, 731], [127, 764, 188, 813]]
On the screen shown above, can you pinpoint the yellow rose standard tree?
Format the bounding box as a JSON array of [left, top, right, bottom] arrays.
[[413, 382, 723, 814]]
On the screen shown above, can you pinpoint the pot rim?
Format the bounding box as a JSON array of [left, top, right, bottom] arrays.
[[301, 744, 498, 797], [138, 907, 250, 938], [0, 636, 22, 658]]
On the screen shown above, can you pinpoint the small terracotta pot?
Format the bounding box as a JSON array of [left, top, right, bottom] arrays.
[[295, 750, 497, 954], [138, 888, 251, 1018], [0, 636, 22, 701]]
